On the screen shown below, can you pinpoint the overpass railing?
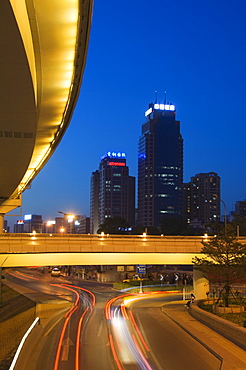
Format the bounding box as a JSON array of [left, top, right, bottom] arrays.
[[0, 233, 206, 254]]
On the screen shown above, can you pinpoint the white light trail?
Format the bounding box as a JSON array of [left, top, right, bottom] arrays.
[[9, 317, 40, 370]]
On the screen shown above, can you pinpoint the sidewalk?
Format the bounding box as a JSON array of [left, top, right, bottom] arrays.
[[161, 301, 246, 370]]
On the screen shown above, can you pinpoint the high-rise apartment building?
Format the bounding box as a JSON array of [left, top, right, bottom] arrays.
[[184, 172, 220, 224], [235, 200, 246, 217], [90, 152, 135, 234], [138, 102, 183, 227]]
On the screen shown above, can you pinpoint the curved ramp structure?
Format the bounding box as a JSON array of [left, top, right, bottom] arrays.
[[0, 0, 93, 217]]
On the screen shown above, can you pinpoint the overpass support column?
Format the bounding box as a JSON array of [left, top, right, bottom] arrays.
[[0, 214, 4, 234], [193, 269, 209, 300]]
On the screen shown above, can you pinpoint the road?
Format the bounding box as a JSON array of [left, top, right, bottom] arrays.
[[5, 268, 221, 370], [128, 295, 221, 370], [5, 268, 119, 370]]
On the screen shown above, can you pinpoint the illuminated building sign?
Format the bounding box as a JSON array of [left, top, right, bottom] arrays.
[[145, 104, 175, 116], [145, 108, 153, 116], [24, 214, 32, 220], [108, 162, 126, 166], [154, 104, 175, 111], [17, 220, 24, 224], [101, 151, 126, 160]]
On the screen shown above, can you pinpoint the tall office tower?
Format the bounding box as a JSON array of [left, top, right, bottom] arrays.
[[188, 172, 221, 223], [90, 152, 135, 234], [138, 101, 183, 228]]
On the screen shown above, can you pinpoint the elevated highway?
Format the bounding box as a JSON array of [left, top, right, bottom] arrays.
[[0, 234, 205, 267], [2, 234, 246, 267], [0, 0, 93, 229]]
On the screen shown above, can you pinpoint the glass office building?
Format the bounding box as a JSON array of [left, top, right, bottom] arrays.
[[138, 102, 183, 227]]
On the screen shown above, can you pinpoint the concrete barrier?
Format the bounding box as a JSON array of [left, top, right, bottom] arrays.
[[36, 300, 72, 326], [189, 301, 246, 351]]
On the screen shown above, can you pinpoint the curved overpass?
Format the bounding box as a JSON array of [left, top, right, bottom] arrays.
[[0, 0, 93, 222]]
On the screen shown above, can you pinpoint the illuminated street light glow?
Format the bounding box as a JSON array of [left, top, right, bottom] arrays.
[[67, 215, 75, 223]]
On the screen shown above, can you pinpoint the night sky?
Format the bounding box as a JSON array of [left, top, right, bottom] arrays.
[[6, 0, 246, 228]]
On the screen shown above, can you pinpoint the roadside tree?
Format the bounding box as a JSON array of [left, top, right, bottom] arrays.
[[192, 226, 246, 307]]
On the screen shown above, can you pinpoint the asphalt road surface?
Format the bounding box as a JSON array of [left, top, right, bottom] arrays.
[[129, 295, 221, 370], [6, 268, 221, 370]]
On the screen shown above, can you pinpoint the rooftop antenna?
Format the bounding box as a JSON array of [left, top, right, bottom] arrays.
[[164, 91, 167, 105], [155, 91, 158, 103]]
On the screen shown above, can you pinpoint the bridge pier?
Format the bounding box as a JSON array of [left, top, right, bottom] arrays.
[[0, 214, 4, 234], [193, 269, 209, 300]]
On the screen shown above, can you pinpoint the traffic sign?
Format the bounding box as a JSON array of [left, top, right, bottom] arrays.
[[136, 265, 146, 274]]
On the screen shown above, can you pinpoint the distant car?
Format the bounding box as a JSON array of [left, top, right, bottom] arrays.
[[122, 275, 148, 283], [51, 268, 61, 277]]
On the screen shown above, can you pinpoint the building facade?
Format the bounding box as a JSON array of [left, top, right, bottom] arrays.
[[90, 152, 135, 234], [138, 102, 183, 228], [14, 220, 25, 233], [184, 172, 221, 224], [22, 214, 43, 233], [42, 215, 90, 234], [74, 215, 90, 234], [235, 200, 246, 217], [90, 170, 100, 234]]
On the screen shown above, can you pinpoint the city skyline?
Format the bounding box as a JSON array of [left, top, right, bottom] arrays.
[[5, 0, 246, 227]]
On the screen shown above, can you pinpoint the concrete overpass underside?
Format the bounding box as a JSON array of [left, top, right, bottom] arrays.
[[1, 252, 201, 268], [0, 0, 93, 227]]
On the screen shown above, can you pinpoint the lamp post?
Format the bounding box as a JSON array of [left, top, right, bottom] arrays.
[[213, 194, 227, 234]]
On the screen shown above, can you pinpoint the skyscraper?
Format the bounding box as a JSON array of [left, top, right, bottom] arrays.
[[138, 101, 183, 228], [90, 152, 135, 234], [184, 172, 221, 224]]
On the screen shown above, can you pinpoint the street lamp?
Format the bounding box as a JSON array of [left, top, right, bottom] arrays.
[[58, 211, 75, 234], [58, 211, 75, 218], [60, 227, 65, 234], [213, 194, 227, 234]]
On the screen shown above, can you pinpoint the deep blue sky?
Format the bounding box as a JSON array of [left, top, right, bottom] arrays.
[[6, 0, 246, 227]]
